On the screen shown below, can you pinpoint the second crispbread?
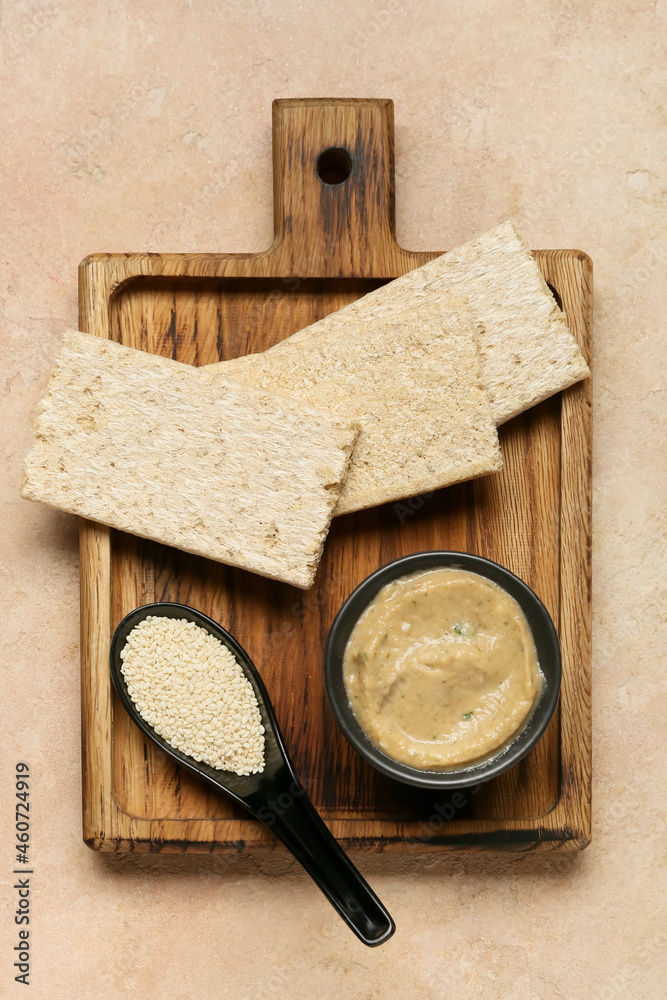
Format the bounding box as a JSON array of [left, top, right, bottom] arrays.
[[206, 220, 590, 426], [208, 301, 502, 516], [21, 330, 359, 589]]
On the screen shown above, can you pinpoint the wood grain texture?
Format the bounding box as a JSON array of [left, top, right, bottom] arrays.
[[79, 98, 592, 853]]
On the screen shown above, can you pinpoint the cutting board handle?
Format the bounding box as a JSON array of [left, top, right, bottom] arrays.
[[271, 98, 413, 277]]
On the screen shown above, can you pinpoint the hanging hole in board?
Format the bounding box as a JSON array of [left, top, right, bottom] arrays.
[[316, 148, 353, 185], [547, 283, 563, 311]]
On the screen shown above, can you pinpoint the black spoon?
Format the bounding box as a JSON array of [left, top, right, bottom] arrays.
[[109, 602, 395, 947]]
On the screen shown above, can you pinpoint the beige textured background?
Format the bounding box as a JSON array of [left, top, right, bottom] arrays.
[[2, 1, 666, 997]]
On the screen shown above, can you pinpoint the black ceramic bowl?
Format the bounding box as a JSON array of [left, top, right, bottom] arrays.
[[324, 551, 561, 789]]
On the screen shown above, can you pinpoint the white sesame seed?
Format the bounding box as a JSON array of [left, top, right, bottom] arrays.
[[120, 615, 265, 776]]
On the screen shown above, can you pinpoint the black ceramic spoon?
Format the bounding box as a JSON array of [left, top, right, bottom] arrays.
[[110, 602, 395, 947]]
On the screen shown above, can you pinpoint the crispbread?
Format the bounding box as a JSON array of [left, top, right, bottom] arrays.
[[21, 330, 359, 589], [208, 301, 502, 516], [207, 221, 589, 425]]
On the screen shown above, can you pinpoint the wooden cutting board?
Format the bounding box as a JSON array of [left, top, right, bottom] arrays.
[[79, 98, 592, 853]]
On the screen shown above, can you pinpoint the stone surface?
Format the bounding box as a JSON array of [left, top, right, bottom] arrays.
[[1, 1, 665, 997]]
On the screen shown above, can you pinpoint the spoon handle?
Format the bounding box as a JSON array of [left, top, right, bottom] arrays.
[[256, 781, 395, 946]]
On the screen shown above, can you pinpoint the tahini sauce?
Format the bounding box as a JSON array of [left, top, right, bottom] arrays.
[[343, 569, 541, 769]]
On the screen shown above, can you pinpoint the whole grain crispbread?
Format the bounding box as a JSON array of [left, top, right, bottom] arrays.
[[206, 220, 589, 426], [21, 330, 359, 589], [207, 300, 502, 516]]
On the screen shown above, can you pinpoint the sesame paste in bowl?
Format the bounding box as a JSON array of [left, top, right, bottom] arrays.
[[342, 569, 542, 769]]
